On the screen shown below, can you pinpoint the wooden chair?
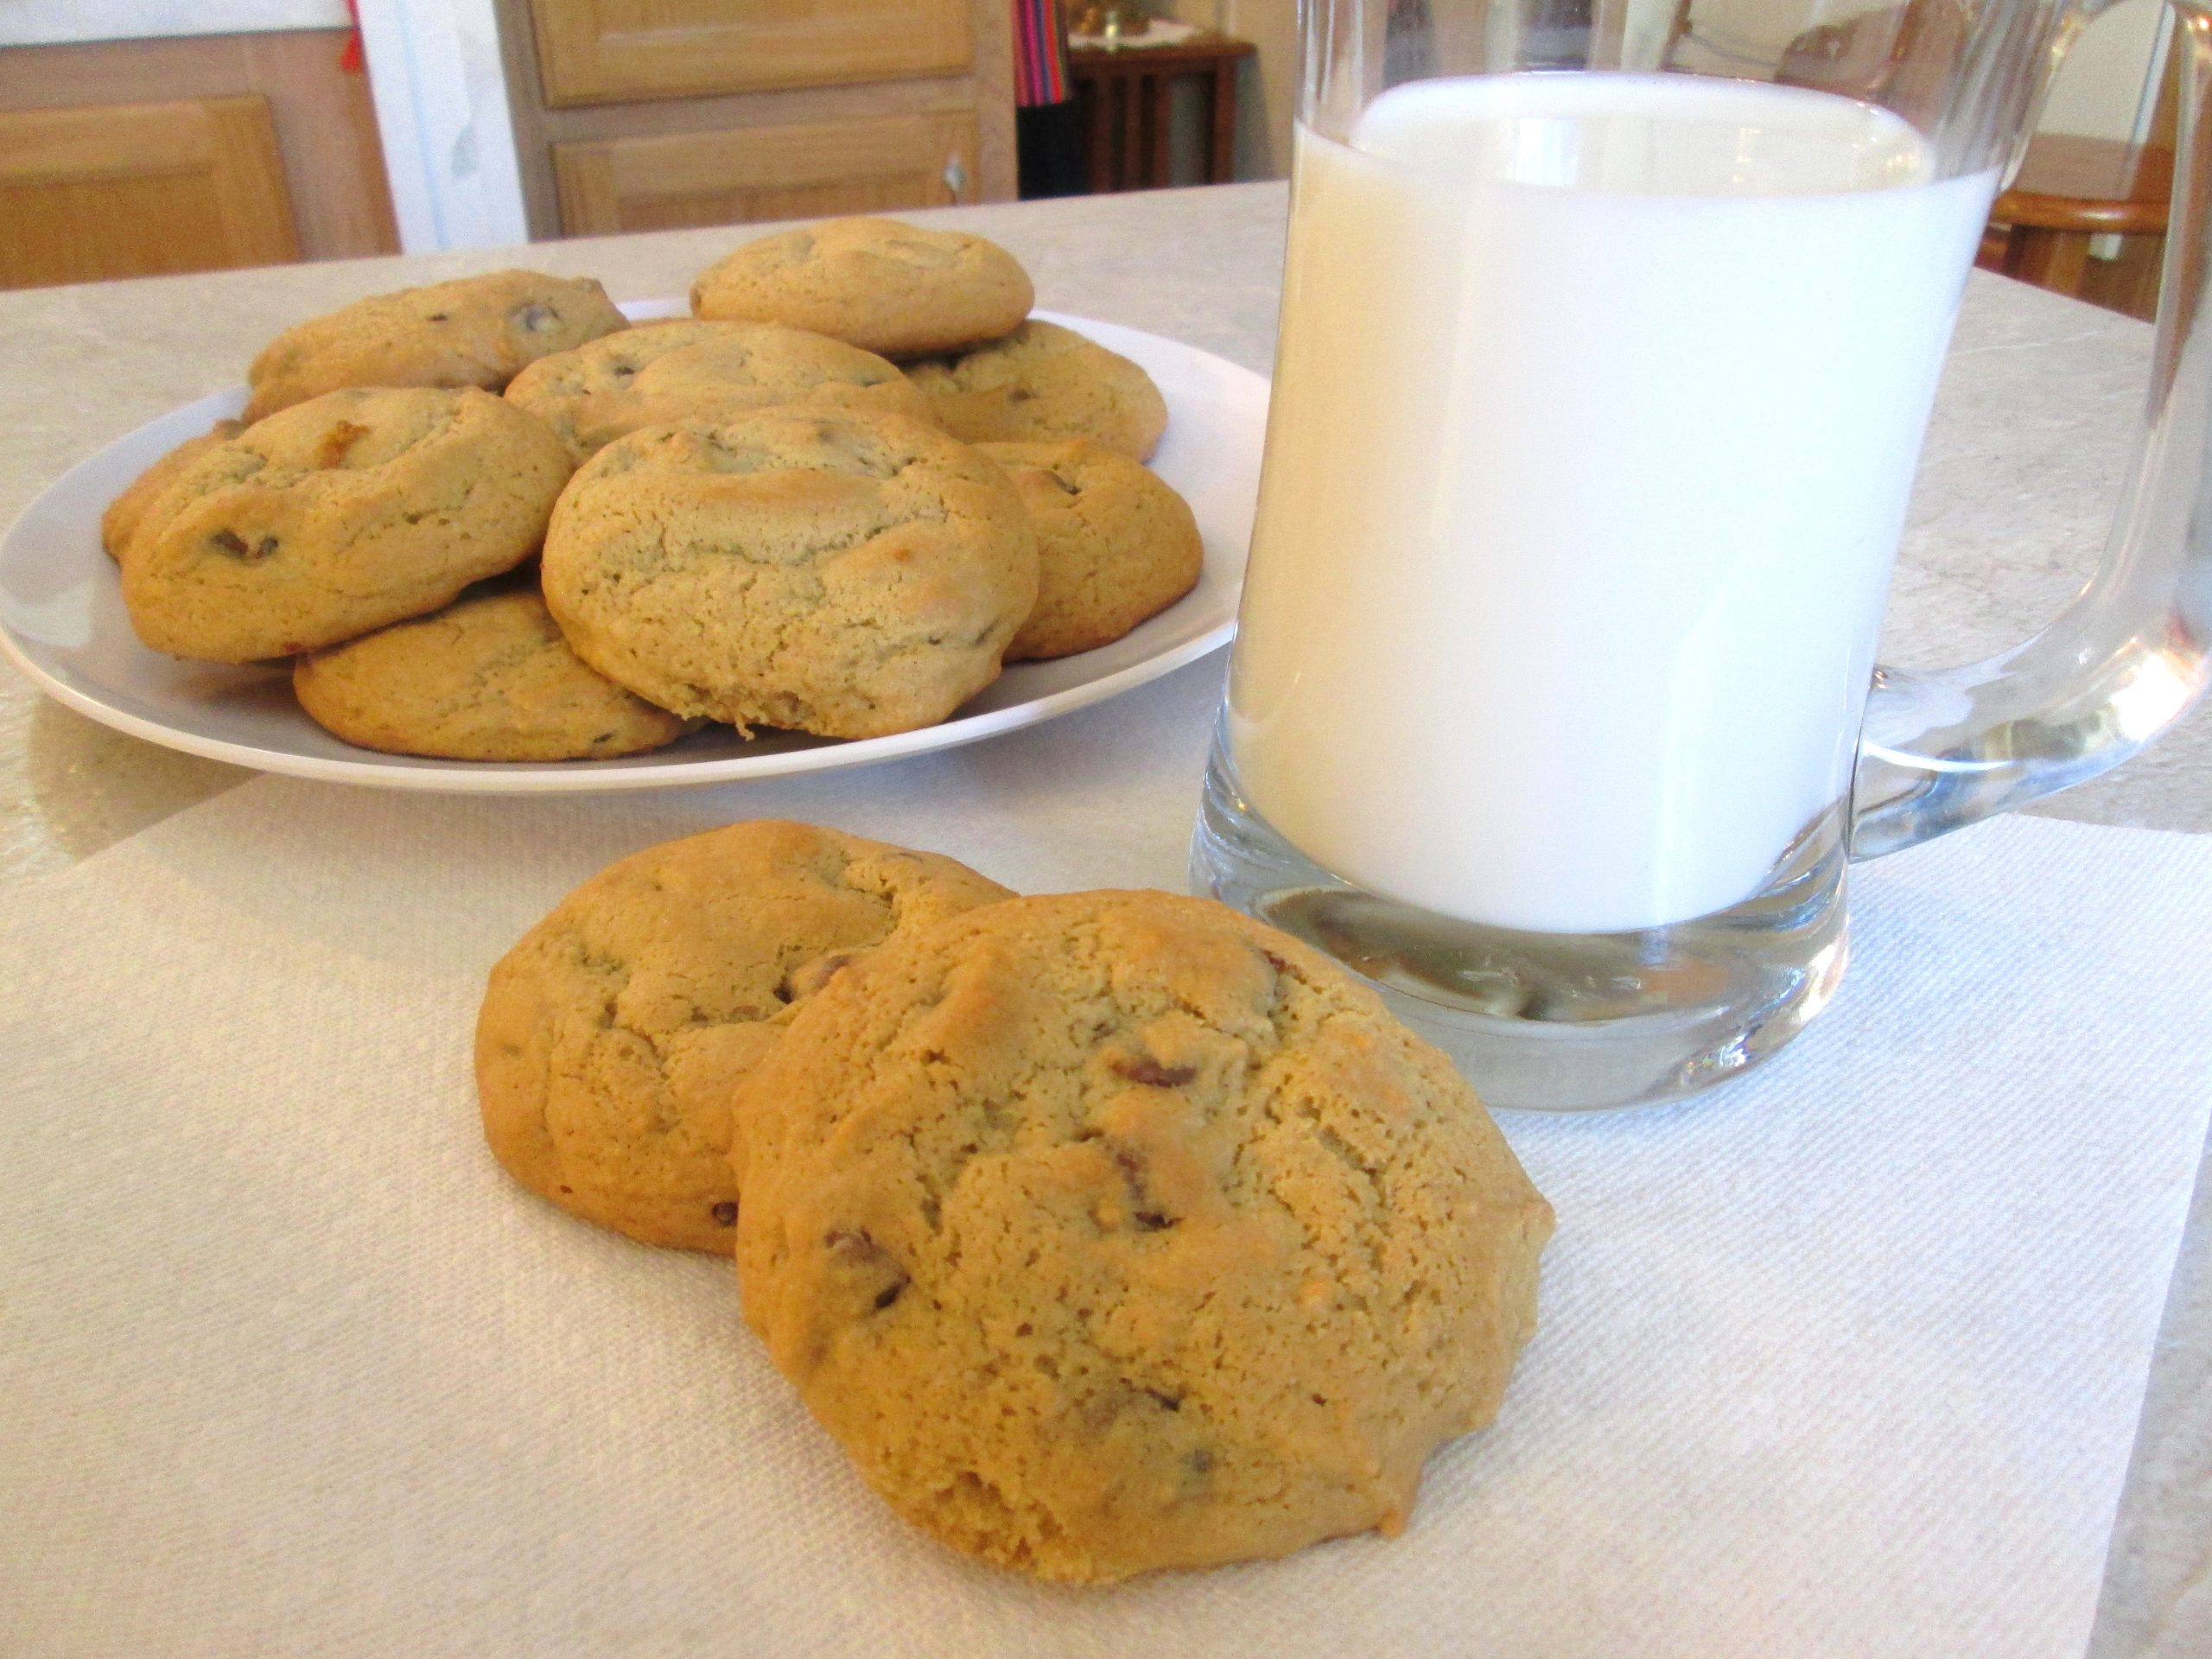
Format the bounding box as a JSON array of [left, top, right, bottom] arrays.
[[1978, 137, 2173, 321], [1675, 1, 2174, 321]]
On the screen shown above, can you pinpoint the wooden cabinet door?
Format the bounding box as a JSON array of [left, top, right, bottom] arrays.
[[529, 0, 972, 108], [0, 95, 297, 289], [553, 110, 980, 235]]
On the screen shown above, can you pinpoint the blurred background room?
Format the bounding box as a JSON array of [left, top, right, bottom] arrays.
[[0, 0, 2184, 319]]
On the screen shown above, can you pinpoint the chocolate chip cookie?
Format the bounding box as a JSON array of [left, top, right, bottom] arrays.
[[293, 579, 696, 761], [541, 408, 1037, 739], [690, 217, 1033, 359], [100, 420, 245, 563], [904, 321, 1169, 460], [475, 821, 1013, 1253], [245, 269, 629, 421], [504, 319, 935, 464], [734, 889, 1554, 1582], [979, 440, 1203, 659], [122, 386, 573, 663]]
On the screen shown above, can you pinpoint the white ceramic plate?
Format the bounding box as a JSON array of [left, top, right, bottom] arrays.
[[0, 305, 1265, 793]]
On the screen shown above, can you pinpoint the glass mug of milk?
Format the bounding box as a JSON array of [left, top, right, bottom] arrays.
[[1192, 0, 2212, 1110]]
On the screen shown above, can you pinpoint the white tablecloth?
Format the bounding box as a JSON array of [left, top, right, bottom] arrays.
[[4, 658, 2209, 1658]]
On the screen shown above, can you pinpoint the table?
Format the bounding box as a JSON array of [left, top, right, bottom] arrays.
[[1, 184, 2206, 1656], [1069, 31, 1255, 193]]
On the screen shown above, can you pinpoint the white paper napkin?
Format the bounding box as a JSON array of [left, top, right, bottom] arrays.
[[4, 658, 2209, 1659]]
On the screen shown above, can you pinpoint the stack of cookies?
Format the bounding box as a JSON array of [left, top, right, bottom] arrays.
[[477, 820, 1554, 1583], [104, 219, 1205, 761]]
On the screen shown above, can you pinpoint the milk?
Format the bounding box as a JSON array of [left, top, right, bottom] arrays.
[[1227, 75, 1996, 935]]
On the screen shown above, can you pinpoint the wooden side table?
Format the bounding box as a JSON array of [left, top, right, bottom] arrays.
[[1980, 134, 2173, 320], [1068, 32, 1255, 194]]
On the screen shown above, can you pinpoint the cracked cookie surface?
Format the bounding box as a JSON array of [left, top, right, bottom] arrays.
[[505, 319, 935, 464], [541, 408, 1037, 739], [904, 321, 1168, 460], [245, 269, 629, 421], [979, 440, 1203, 659], [734, 889, 1553, 1583], [475, 820, 1013, 1252], [690, 217, 1033, 359], [293, 578, 696, 760], [122, 386, 574, 664]]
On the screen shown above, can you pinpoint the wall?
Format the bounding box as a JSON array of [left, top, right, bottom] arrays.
[[354, 0, 531, 251], [1659, 0, 2171, 143], [2040, 0, 2169, 143]]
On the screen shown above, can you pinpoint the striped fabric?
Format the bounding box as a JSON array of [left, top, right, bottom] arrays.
[[1014, 0, 1071, 106]]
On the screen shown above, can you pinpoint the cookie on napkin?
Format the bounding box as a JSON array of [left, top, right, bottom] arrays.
[[690, 217, 1033, 359], [475, 821, 1014, 1253], [292, 579, 696, 761], [735, 889, 1554, 1582]]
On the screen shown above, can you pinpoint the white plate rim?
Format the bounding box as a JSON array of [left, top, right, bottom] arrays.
[[0, 308, 1264, 796]]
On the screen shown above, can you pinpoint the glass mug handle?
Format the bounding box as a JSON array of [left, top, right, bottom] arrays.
[[1853, 2, 2212, 859]]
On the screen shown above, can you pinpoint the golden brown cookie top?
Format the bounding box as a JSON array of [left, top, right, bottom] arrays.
[[474, 820, 1014, 1253], [690, 217, 1033, 359], [903, 321, 1168, 459], [978, 439, 1203, 660], [734, 888, 1554, 1583], [291, 580, 696, 763], [185, 385, 482, 483], [122, 386, 573, 663], [541, 408, 1037, 739], [505, 318, 935, 463], [245, 269, 629, 420]]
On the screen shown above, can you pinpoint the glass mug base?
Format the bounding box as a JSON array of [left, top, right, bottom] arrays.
[[1190, 728, 1851, 1112]]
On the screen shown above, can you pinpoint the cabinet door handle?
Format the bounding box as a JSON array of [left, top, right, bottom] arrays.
[[943, 155, 968, 198]]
